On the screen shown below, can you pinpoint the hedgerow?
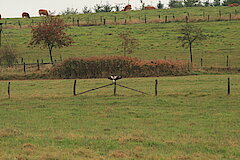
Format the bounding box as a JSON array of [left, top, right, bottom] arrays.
[[50, 56, 189, 78]]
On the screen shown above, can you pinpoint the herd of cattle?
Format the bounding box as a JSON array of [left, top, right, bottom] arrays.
[[0, 4, 238, 20], [0, 5, 157, 19], [0, 9, 49, 19]]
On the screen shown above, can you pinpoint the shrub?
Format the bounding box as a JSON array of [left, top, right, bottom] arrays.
[[0, 46, 18, 67], [50, 56, 189, 79]]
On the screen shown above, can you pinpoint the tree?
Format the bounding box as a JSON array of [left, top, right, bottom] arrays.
[[119, 32, 139, 56], [169, 0, 184, 8], [213, 0, 221, 6], [30, 17, 73, 64], [184, 0, 200, 7], [178, 24, 207, 65], [93, 3, 113, 13], [157, 1, 164, 9], [82, 6, 92, 14], [60, 8, 78, 15]]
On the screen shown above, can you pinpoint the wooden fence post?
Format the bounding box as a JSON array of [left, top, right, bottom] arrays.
[[41, 59, 44, 64], [72, 18, 75, 26], [185, 16, 188, 23], [73, 80, 77, 96], [77, 19, 80, 26], [201, 58, 203, 69], [37, 59, 40, 70], [23, 62, 26, 73], [124, 19, 127, 25], [21, 57, 24, 64], [158, 14, 161, 19], [103, 19, 106, 25], [165, 16, 168, 23], [208, 15, 210, 22], [18, 21, 21, 29], [228, 77, 230, 95], [155, 80, 158, 96], [229, 13, 232, 21], [8, 82, 10, 99], [144, 15, 147, 23], [114, 16, 117, 23], [114, 81, 116, 96]]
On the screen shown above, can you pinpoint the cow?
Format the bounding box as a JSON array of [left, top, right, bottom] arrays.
[[22, 12, 30, 18], [122, 5, 132, 11], [39, 9, 49, 16], [144, 6, 156, 10], [228, 3, 239, 7]]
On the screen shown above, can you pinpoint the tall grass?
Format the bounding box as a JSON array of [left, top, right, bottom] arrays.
[[51, 56, 189, 78]]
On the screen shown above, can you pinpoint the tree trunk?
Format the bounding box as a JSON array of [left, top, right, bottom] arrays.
[[189, 43, 193, 65], [48, 45, 53, 64]]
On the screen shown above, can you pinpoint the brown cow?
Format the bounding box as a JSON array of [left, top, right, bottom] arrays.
[[39, 9, 49, 16], [122, 5, 132, 11], [228, 3, 239, 7], [144, 6, 156, 10], [22, 12, 30, 18]]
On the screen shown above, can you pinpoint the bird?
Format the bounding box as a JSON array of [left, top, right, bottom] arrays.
[[108, 75, 122, 83]]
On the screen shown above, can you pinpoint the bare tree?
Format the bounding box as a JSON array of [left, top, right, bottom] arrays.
[[119, 32, 139, 56], [178, 24, 207, 65]]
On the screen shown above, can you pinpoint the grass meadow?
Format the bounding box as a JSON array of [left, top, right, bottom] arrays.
[[0, 75, 239, 159], [1, 18, 240, 69]]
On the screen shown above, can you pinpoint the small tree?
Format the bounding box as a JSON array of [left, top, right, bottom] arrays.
[[60, 8, 78, 15], [157, 1, 164, 9], [119, 32, 139, 56], [169, 0, 184, 8], [0, 45, 18, 67], [30, 17, 73, 64], [82, 6, 92, 14], [178, 24, 207, 65]]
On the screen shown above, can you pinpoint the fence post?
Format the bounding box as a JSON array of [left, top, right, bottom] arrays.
[[201, 58, 203, 69], [165, 16, 168, 23], [21, 57, 24, 64], [73, 80, 77, 96], [229, 13, 232, 21], [158, 14, 161, 19], [114, 16, 117, 23], [8, 82, 10, 99], [185, 16, 188, 23], [72, 18, 75, 26], [100, 16, 103, 23], [23, 62, 26, 73], [228, 77, 230, 95], [172, 14, 175, 21], [155, 80, 158, 96], [208, 15, 210, 22], [144, 15, 147, 23], [37, 59, 40, 70], [124, 19, 127, 25], [219, 10, 222, 17], [77, 19, 80, 26], [41, 59, 44, 64], [114, 81, 116, 96], [103, 19, 106, 25], [18, 21, 21, 29]]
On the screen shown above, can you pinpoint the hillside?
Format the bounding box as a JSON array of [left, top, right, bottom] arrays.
[[1, 6, 240, 68]]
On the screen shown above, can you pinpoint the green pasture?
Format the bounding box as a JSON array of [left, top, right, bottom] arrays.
[[0, 75, 239, 159], [1, 20, 240, 68]]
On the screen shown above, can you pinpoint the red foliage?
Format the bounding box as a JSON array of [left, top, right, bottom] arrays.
[[51, 56, 189, 79], [30, 17, 73, 63]]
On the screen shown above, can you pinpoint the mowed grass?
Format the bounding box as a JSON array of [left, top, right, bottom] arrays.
[[0, 75, 239, 159]]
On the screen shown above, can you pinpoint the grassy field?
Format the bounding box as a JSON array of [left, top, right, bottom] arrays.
[[0, 74, 239, 159], [1, 8, 240, 69]]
